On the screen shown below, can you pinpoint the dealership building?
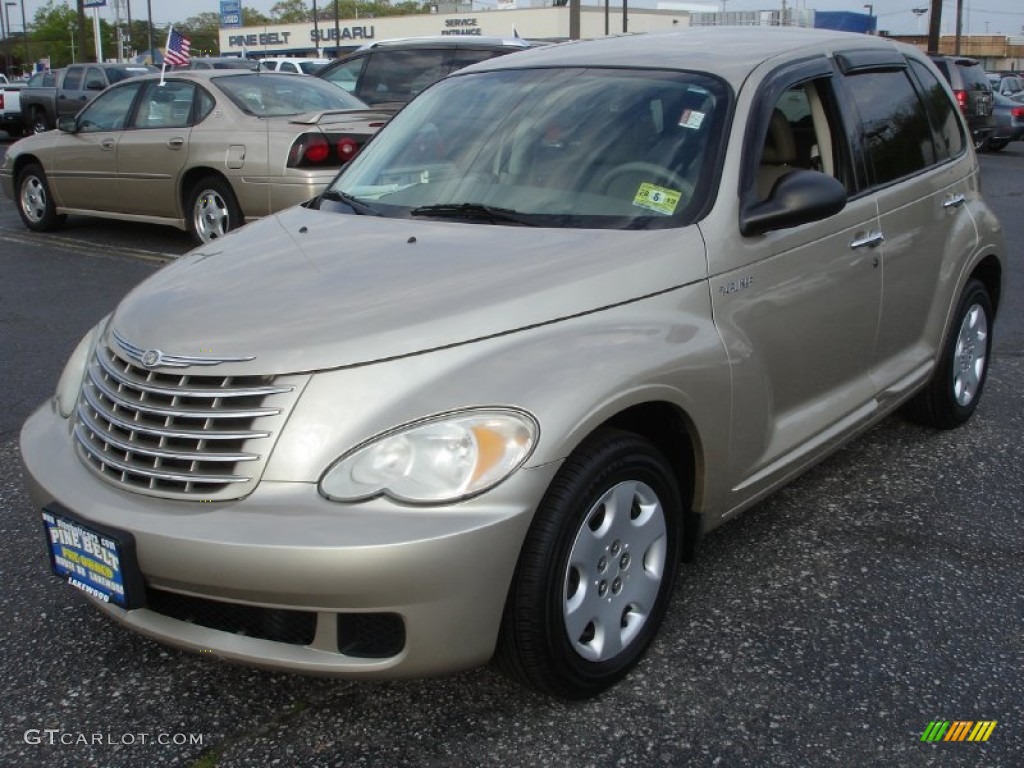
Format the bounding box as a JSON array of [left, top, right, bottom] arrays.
[[217, 3, 700, 58]]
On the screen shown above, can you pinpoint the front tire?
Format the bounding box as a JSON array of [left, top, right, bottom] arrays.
[[17, 163, 66, 232], [495, 430, 682, 698], [984, 139, 1007, 152], [905, 278, 993, 429], [186, 175, 242, 244]]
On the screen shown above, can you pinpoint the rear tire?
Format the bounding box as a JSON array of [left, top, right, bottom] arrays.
[[495, 429, 682, 699], [30, 108, 51, 134], [16, 163, 66, 232], [984, 139, 1007, 152], [905, 279, 993, 429], [186, 175, 242, 244]]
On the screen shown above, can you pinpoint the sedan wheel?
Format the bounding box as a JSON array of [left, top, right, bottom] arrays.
[[17, 163, 66, 232], [187, 176, 242, 244], [496, 429, 682, 699]]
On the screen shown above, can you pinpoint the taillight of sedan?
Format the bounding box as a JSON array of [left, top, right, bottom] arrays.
[[287, 133, 366, 168]]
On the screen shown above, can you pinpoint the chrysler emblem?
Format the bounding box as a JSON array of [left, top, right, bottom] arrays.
[[113, 329, 255, 369], [141, 349, 163, 368]]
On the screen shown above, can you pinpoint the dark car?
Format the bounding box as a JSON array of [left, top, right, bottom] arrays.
[[929, 54, 995, 149], [316, 36, 541, 106], [173, 57, 259, 71], [984, 92, 1024, 151]]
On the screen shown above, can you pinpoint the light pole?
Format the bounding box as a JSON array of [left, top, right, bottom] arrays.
[[0, 0, 9, 76], [69, 22, 77, 62], [4, 2, 15, 74], [18, 0, 28, 71]]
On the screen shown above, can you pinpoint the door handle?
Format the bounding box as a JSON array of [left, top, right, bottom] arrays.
[[166, 137, 185, 149], [850, 231, 884, 249], [943, 193, 966, 209], [100, 139, 116, 150]]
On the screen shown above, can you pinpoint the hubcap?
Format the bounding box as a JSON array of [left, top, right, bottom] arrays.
[[20, 177, 46, 224], [563, 480, 667, 662], [193, 190, 230, 242], [952, 303, 988, 407]]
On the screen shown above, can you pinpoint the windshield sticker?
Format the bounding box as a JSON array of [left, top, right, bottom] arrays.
[[633, 183, 681, 216], [679, 109, 705, 130]]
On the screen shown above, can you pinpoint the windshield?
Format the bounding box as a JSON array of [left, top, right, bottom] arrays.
[[327, 67, 728, 229], [214, 73, 369, 116]]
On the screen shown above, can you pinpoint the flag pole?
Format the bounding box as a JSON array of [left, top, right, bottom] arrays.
[[160, 26, 172, 85]]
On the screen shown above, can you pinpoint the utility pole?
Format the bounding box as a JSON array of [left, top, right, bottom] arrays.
[[926, 0, 942, 53], [19, 0, 29, 70], [954, 0, 963, 55], [76, 0, 87, 62]]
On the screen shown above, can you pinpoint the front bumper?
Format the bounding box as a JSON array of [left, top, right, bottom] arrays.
[[21, 400, 560, 678]]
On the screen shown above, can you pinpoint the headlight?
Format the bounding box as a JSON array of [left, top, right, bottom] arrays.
[[55, 321, 104, 418], [319, 409, 539, 504]]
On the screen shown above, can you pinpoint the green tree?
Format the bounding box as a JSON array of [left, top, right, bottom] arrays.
[[30, 0, 82, 68], [271, 0, 311, 24]]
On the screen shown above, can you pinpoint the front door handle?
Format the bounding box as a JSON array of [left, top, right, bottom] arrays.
[[943, 193, 966, 209], [850, 231, 885, 249], [100, 139, 116, 151]]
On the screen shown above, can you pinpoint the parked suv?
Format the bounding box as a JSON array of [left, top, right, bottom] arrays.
[[987, 73, 1024, 100], [316, 36, 539, 106], [22, 28, 1004, 699], [929, 54, 995, 149]]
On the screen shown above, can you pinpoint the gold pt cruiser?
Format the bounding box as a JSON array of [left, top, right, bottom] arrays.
[[20, 28, 1005, 698]]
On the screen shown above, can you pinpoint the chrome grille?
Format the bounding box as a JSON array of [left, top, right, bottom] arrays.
[[74, 343, 304, 500]]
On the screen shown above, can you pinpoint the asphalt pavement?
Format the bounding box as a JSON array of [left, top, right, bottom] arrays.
[[0, 139, 1022, 768]]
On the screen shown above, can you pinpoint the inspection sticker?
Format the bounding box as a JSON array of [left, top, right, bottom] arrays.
[[633, 183, 681, 215], [679, 109, 705, 130]]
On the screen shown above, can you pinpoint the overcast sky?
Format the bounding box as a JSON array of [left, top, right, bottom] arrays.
[[10, 0, 1024, 41]]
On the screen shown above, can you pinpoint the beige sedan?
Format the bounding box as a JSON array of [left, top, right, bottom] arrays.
[[0, 70, 390, 243]]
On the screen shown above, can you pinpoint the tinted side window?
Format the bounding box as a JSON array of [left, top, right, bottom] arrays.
[[909, 59, 965, 160], [321, 56, 365, 94], [359, 50, 449, 104], [845, 70, 933, 185], [63, 68, 83, 91], [450, 48, 508, 72], [85, 67, 105, 89]]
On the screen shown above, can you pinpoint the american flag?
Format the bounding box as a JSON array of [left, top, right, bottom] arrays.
[[164, 29, 192, 67]]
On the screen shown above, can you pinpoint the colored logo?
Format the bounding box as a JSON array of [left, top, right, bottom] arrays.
[[921, 721, 997, 742]]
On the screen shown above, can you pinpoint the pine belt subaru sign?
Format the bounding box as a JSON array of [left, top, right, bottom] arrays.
[[220, 0, 242, 29]]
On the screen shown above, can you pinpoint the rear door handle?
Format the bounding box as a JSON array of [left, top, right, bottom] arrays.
[[943, 194, 966, 209], [850, 231, 884, 249], [166, 137, 185, 149]]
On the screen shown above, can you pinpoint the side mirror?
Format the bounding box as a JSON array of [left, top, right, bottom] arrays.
[[57, 117, 78, 133], [86, 80, 106, 91], [740, 170, 848, 237]]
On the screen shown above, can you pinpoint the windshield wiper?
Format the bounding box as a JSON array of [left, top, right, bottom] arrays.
[[319, 189, 381, 216], [409, 203, 539, 226]]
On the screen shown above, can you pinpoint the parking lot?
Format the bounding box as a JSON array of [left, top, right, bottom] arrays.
[[0, 135, 1022, 767]]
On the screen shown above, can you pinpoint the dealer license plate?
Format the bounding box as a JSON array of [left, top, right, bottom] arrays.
[[42, 509, 134, 608]]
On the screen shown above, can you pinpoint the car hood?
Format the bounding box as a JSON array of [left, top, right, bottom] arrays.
[[108, 206, 708, 375]]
